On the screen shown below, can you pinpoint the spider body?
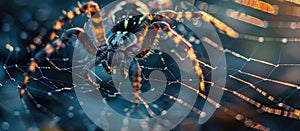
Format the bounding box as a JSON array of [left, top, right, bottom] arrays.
[[96, 1, 151, 77], [16, 1, 274, 130]]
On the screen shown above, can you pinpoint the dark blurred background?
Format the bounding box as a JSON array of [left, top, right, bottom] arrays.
[[1, 0, 300, 130]]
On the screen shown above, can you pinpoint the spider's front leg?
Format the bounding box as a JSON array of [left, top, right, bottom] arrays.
[[81, 40, 110, 89], [150, 21, 205, 93], [20, 28, 87, 97], [82, 52, 106, 88], [159, 10, 239, 38], [20, 1, 102, 98], [50, 1, 100, 41], [89, 4, 115, 75], [149, 10, 236, 92]]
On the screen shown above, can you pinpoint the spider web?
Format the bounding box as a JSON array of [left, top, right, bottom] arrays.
[[1, 0, 300, 130]]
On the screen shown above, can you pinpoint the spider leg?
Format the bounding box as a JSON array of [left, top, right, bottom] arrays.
[[20, 1, 102, 98], [50, 1, 100, 41], [130, 59, 142, 105], [159, 10, 239, 38], [118, 21, 153, 105], [20, 28, 102, 98], [82, 53, 106, 88], [149, 15, 270, 131], [115, 21, 152, 103], [89, 3, 113, 75], [150, 21, 205, 93], [130, 49, 156, 105], [75, 27, 102, 56], [90, 9, 106, 42], [101, 61, 114, 74]]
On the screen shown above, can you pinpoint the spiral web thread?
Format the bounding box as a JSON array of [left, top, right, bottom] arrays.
[[1, 0, 300, 130]]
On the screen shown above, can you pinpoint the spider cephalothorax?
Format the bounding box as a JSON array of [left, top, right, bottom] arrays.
[[103, 1, 151, 74]]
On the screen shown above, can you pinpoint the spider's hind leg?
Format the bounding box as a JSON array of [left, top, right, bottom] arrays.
[[129, 59, 142, 105]]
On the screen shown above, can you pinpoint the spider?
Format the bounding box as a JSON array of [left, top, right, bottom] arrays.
[[19, 0, 234, 105]]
